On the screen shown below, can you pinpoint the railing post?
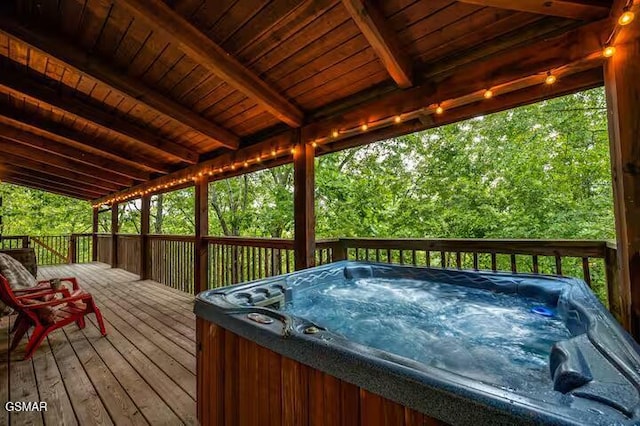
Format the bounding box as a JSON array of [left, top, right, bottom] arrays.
[[140, 195, 151, 280], [293, 130, 315, 270], [605, 36, 640, 339], [92, 206, 99, 262], [332, 239, 348, 261], [605, 242, 626, 328], [195, 179, 209, 294], [111, 203, 119, 268], [68, 234, 77, 264], [22, 235, 29, 248]]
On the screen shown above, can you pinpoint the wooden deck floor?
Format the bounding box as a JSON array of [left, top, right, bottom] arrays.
[[0, 263, 196, 426]]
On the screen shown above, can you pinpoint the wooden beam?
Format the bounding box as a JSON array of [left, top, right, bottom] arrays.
[[0, 169, 103, 197], [194, 179, 209, 293], [92, 20, 611, 205], [0, 175, 94, 200], [0, 13, 240, 150], [0, 69, 198, 164], [293, 130, 315, 270], [0, 122, 150, 180], [116, 0, 304, 127], [0, 140, 134, 187], [92, 207, 99, 262], [0, 151, 124, 192], [0, 163, 111, 196], [455, 0, 610, 20], [605, 36, 640, 338], [341, 0, 413, 88], [140, 195, 151, 280], [0, 106, 170, 174], [111, 203, 119, 269]]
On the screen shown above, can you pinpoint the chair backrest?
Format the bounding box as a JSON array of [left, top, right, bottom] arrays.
[[0, 248, 37, 278], [0, 274, 23, 311]]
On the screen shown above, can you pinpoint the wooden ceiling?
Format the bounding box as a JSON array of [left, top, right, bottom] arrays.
[[0, 0, 619, 201]]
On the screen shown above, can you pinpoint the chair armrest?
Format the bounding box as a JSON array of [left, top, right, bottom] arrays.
[[14, 283, 53, 293], [20, 293, 92, 309], [36, 277, 80, 291], [16, 288, 72, 300]]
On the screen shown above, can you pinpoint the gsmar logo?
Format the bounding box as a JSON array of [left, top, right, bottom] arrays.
[[5, 401, 48, 411]]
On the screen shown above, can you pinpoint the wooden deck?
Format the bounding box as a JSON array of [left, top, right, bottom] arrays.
[[0, 263, 196, 425]]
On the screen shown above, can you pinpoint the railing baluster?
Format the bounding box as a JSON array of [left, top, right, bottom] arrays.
[[440, 251, 446, 268], [472, 252, 478, 270], [532, 255, 539, 274], [386, 249, 391, 263], [555, 255, 563, 275], [456, 252, 462, 269], [511, 254, 517, 273], [582, 257, 591, 287], [425, 250, 430, 266], [491, 253, 497, 271], [412, 250, 417, 266]]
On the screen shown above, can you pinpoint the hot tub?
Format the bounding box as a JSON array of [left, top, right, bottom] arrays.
[[195, 261, 640, 425]]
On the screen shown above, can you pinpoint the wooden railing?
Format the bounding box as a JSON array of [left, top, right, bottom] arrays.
[[116, 234, 141, 275], [149, 235, 195, 293], [1, 234, 94, 265], [96, 234, 112, 264], [205, 237, 338, 289], [0, 235, 29, 249]]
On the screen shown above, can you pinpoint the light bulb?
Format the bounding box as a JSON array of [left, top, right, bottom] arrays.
[[603, 45, 616, 57], [435, 105, 444, 115], [271, 149, 277, 157], [311, 141, 318, 148], [545, 73, 556, 85], [619, 9, 634, 25], [484, 89, 493, 99], [394, 115, 402, 123], [361, 124, 368, 131], [332, 130, 339, 138]]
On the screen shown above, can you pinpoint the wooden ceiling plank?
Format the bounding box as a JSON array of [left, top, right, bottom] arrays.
[[0, 167, 105, 197], [0, 122, 150, 181], [341, 0, 413, 88], [0, 61, 199, 164], [116, 0, 304, 127], [0, 142, 133, 188], [0, 8, 240, 150], [0, 106, 170, 174], [455, 0, 610, 20], [0, 151, 121, 193], [0, 175, 96, 200]]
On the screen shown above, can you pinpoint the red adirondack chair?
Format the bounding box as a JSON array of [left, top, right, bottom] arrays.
[[0, 276, 107, 359]]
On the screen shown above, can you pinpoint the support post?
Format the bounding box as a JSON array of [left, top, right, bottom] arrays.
[[195, 179, 209, 294], [293, 130, 316, 270], [111, 203, 119, 268], [604, 36, 640, 338], [92, 207, 98, 261], [140, 195, 151, 280]]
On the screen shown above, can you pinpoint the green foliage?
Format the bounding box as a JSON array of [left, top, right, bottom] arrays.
[[0, 184, 92, 235]]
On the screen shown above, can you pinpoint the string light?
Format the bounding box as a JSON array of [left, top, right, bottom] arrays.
[[603, 45, 616, 57], [291, 147, 296, 155], [311, 141, 318, 148], [619, 8, 635, 25], [230, 164, 236, 170], [244, 161, 249, 168], [435, 105, 444, 115], [256, 156, 261, 162], [332, 130, 339, 138], [483, 89, 493, 99], [271, 149, 277, 157], [545, 72, 556, 85], [361, 124, 368, 131], [394, 115, 402, 123]]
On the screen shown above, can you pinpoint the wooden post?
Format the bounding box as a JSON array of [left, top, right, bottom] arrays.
[[140, 195, 151, 280], [194, 179, 209, 294], [604, 36, 640, 338], [293, 131, 316, 270], [111, 203, 119, 269], [68, 234, 77, 264], [92, 207, 98, 262]]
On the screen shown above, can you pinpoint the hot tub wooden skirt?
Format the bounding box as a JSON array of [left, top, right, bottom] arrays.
[[196, 318, 446, 426]]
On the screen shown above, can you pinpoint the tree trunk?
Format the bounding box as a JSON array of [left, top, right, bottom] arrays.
[[154, 193, 164, 234]]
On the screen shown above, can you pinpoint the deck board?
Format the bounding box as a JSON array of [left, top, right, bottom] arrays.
[[1, 263, 196, 426]]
